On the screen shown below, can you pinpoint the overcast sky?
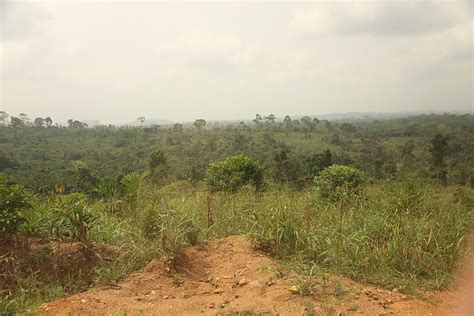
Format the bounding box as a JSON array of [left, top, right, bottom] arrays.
[[0, 1, 472, 124]]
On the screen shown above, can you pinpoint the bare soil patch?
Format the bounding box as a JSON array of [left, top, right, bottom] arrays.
[[39, 236, 454, 315]]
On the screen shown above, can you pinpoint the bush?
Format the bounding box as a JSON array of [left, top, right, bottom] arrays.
[[314, 165, 365, 203], [205, 155, 263, 192], [0, 175, 30, 238]]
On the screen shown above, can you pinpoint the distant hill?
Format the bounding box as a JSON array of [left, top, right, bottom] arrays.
[[313, 111, 473, 122], [112, 111, 472, 127], [119, 119, 175, 127]]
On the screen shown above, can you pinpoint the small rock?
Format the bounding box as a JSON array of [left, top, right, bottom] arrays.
[[150, 290, 156, 295], [288, 285, 300, 294], [392, 288, 399, 292], [238, 278, 248, 286], [208, 303, 215, 308], [214, 288, 224, 294], [80, 299, 86, 303], [163, 295, 169, 299]]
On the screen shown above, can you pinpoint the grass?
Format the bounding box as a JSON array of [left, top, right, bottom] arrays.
[[1, 180, 472, 314]]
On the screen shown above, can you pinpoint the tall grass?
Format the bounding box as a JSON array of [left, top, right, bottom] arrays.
[[4, 181, 472, 313], [157, 181, 473, 290]]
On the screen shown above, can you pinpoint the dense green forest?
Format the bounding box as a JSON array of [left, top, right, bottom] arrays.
[[1, 112, 473, 313], [1, 112, 473, 191]]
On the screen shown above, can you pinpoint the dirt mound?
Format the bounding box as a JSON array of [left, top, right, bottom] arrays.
[[40, 236, 453, 315], [0, 236, 118, 294]]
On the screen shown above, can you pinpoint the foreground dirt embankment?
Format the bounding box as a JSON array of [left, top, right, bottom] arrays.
[[40, 236, 454, 315]]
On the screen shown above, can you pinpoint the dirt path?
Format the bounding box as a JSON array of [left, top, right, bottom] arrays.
[[40, 236, 454, 315]]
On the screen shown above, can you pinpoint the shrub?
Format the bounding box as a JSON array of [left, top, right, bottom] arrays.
[[205, 155, 263, 192], [314, 165, 365, 203], [55, 193, 95, 245], [0, 174, 30, 238]]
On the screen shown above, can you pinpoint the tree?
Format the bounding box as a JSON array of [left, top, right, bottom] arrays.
[[429, 133, 449, 186], [137, 116, 146, 126], [305, 150, 333, 182], [44, 116, 53, 127], [149, 149, 170, 185], [264, 114, 276, 124], [397, 140, 415, 172], [0, 154, 15, 171], [300, 116, 312, 125], [193, 119, 206, 130], [205, 155, 263, 192], [301, 116, 314, 137], [283, 115, 292, 128], [34, 117, 44, 128], [68, 119, 88, 128], [273, 148, 302, 187], [314, 165, 366, 251], [314, 165, 365, 203], [10, 116, 24, 128], [0, 174, 30, 239], [72, 166, 98, 192], [0, 111, 9, 126], [173, 123, 183, 132], [19, 113, 30, 126], [253, 114, 263, 126]]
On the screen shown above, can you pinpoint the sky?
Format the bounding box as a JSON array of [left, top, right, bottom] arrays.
[[0, 0, 472, 124]]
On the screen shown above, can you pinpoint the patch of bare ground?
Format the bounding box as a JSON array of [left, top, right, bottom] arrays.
[[39, 236, 454, 315], [0, 236, 118, 295]]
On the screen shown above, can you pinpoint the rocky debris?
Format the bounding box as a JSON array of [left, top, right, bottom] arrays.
[[214, 288, 224, 294], [238, 278, 248, 286]]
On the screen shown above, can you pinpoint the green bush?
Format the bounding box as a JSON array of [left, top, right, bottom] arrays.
[[314, 165, 365, 203], [205, 155, 263, 192], [0, 174, 30, 238]]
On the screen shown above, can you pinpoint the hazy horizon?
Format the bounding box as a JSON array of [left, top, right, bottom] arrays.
[[1, 1, 472, 124]]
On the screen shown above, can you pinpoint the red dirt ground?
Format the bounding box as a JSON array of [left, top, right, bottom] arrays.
[[39, 236, 455, 315]]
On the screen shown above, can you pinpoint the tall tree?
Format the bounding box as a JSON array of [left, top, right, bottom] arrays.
[[19, 113, 31, 126], [429, 133, 449, 186], [149, 149, 170, 185], [10, 116, 23, 128], [264, 114, 276, 124], [34, 117, 44, 128], [253, 114, 263, 126], [44, 117, 53, 127], [193, 119, 206, 130], [0, 111, 9, 126], [137, 116, 146, 126]]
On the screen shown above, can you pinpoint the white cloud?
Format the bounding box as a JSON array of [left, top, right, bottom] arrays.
[[289, 1, 471, 36], [157, 31, 259, 71]]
